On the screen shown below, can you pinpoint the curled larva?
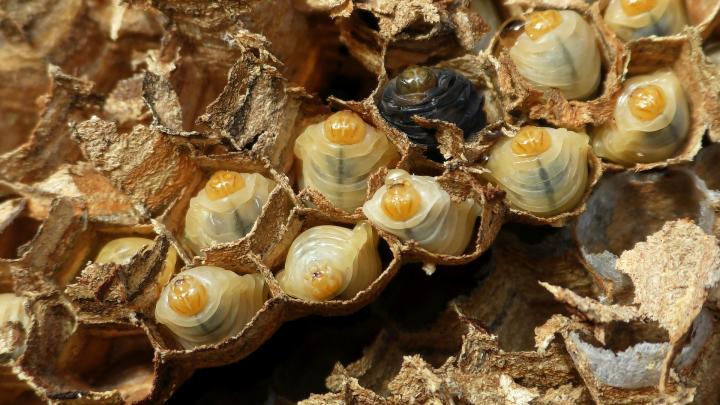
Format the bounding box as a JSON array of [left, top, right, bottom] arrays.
[[95, 237, 177, 294], [604, 0, 687, 41], [276, 222, 381, 302], [155, 266, 266, 349], [509, 10, 601, 100], [363, 169, 481, 255], [592, 70, 689, 165], [184, 171, 276, 254], [294, 110, 399, 212], [485, 126, 590, 217], [378, 66, 486, 161]]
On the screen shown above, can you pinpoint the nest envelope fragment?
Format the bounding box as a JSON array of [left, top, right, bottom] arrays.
[[2, 0, 720, 404]]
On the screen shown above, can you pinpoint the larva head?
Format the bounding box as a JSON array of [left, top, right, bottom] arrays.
[[304, 263, 343, 301], [511, 126, 552, 156], [628, 84, 666, 122], [205, 170, 246, 201], [620, 0, 657, 16], [168, 274, 208, 316], [323, 110, 366, 145], [381, 178, 421, 221], [396, 66, 438, 95], [524, 10, 563, 40]]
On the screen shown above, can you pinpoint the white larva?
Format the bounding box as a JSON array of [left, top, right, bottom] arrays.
[[592, 70, 689, 165], [277, 221, 381, 302], [295, 110, 398, 213], [184, 171, 276, 255], [485, 126, 590, 217], [604, 0, 687, 41], [155, 266, 266, 350], [509, 10, 602, 100], [363, 169, 481, 255]]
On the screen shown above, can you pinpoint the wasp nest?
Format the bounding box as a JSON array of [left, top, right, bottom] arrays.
[[1, 0, 720, 403]]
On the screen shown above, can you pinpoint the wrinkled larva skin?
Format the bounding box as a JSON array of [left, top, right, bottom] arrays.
[[378, 67, 486, 161], [276, 222, 382, 302], [604, 0, 688, 41], [592, 70, 689, 165], [294, 111, 399, 212], [155, 266, 266, 349], [363, 169, 481, 255], [184, 172, 276, 255], [277, 221, 382, 301], [485, 127, 590, 217], [509, 10, 601, 101]]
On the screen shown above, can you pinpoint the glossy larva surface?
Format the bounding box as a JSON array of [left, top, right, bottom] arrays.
[[509, 10, 601, 100], [485, 126, 590, 217], [276, 221, 381, 302], [184, 171, 276, 255], [96, 237, 177, 294], [155, 266, 266, 349], [363, 169, 481, 255], [604, 0, 687, 41], [295, 111, 398, 212], [592, 70, 689, 165]]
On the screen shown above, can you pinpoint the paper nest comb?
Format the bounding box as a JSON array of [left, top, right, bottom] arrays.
[[1, 0, 720, 403]]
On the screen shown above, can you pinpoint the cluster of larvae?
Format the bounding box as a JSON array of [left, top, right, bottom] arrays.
[[91, 234, 266, 349], [88, 132, 483, 348], [472, 0, 689, 51], [294, 110, 482, 256], [83, 0, 695, 350], [483, 6, 689, 216]]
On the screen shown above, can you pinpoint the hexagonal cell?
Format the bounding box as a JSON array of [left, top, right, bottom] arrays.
[[85, 227, 175, 270], [56, 324, 156, 403], [293, 15, 378, 102], [60, 224, 184, 321], [575, 169, 713, 298], [144, 258, 285, 380], [159, 154, 296, 271], [270, 210, 401, 318]]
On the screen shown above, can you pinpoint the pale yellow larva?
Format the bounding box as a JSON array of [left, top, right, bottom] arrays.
[[363, 169, 481, 255], [509, 10, 601, 100], [604, 0, 687, 41], [294, 110, 399, 213], [184, 171, 276, 255], [154, 266, 266, 349], [592, 70, 689, 165], [485, 126, 590, 217], [277, 221, 381, 302]]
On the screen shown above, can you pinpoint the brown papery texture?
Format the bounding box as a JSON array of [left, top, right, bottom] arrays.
[[1, 0, 720, 404]]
